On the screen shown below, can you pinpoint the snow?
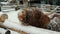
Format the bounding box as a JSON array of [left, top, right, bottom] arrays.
[[10, 30, 20, 34], [6, 9, 23, 24], [0, 28, 20, 34], [1, 2, 9, 5], [0, 28, 6, 34]]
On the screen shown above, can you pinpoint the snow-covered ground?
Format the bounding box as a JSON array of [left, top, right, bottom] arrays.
[[1, 2, 9, 5], [0, 28, 20, 34], [1, 5, 15, 12]]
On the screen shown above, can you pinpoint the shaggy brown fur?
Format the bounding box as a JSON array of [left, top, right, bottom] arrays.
[[18, 8, 50, 28]]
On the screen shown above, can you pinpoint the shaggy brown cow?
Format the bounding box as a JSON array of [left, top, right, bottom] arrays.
[[18, 8, 50, 28]]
